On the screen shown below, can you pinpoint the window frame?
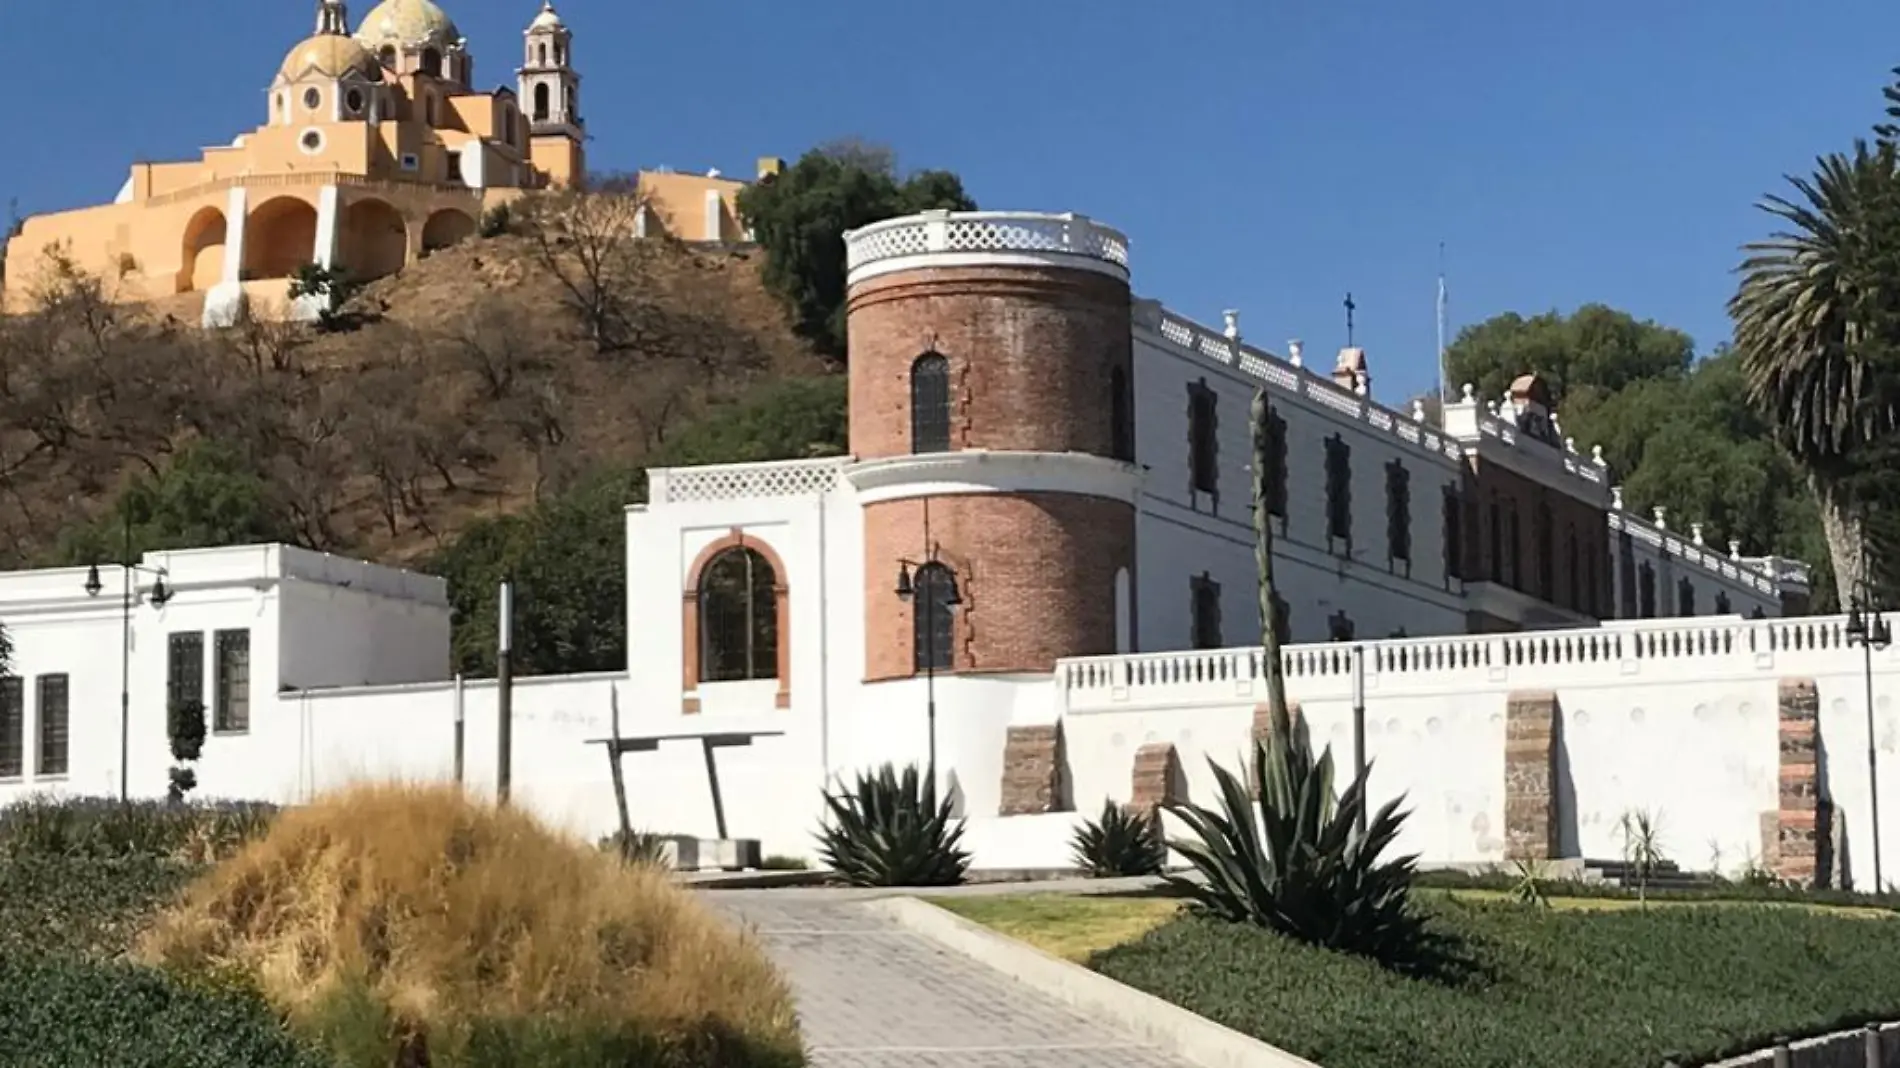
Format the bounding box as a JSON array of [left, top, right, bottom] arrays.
[[35, 674, 68, 778], [1186, 380, 1219, 498], [1109, 364, 1135, 462], [909, 351, 952, 455], [0, 677, 21, 780], [696, 547, 780, 683], [1324, 434, 1352, 549], [214, 629, 252, 735], [167, 631, 205, 712], [1189, 572, 1223, 650], [1385, 458, 1411, 566], [912, 562, 959, 672]]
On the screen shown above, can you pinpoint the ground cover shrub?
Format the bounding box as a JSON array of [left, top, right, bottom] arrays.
[[0, 794, 277, 864], [1413, 867, 1900, 911], [815, 762, 968, 887], [1071, 799, 1165, 877], [0, 953, 325, 1068], [1093, 896, 1900, 1068], [137, 782, 803, 1068], [0, 854, 196, 959]]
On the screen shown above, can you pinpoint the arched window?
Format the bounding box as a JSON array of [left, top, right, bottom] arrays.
[[538, 43, 548, 65], [698, 547, 779, 682], [1109, 364, 1134, 461], [420, 48, 443, 77], [378, 45, 396, 69], [533, 83, 550, 122], [910, 352, 951, 454], [912, 563, 958, 671]]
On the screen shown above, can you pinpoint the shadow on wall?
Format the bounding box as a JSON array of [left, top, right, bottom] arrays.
[[1553, 701, 1581, 860], [1816, 731, 1839, 889]]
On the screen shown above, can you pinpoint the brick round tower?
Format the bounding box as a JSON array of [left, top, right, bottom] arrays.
[[843, 210, 1141, 682]]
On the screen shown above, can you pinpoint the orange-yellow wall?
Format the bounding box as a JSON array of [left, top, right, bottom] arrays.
[[638, 171, 750, 242]]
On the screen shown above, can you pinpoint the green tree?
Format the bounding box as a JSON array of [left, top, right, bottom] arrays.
[[1443, 304, 1694, 409], [432, 374, 847, 676], [737, 142, 975, 358], [1730, 134, 1900, 600], [48, 439, 294, 566]]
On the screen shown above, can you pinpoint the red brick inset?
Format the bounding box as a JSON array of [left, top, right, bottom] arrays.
[[680, 529, 791, 714], [998, 724, 1069, 816], [1503, 691, 1560, 861], [862, 494, 1134, 682], [1128, 742, 1185, 819], [1776, 677, 1826, 885], [1248, 700, 1304, 798]]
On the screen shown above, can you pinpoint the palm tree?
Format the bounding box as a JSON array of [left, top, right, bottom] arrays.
[[1729, 137, 1900, 598]]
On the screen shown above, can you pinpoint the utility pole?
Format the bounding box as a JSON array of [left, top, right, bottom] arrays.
[[496, 581, 515, 806]]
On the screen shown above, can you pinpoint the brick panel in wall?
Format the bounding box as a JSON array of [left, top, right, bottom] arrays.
[[846, 266, 1133, 460], [1503, 690, 1559, 861], [1128, 742, 1184, 817], [1776, 677, 1828, 886], [997, 724, 1069, 816], [862, 495, 1135, 681]]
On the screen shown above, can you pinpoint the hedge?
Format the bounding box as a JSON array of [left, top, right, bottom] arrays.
[[1092, 898, 1900, 1068], [0, 855, 196, 958], [0, 795, 277, 863], [0, 953, 325, 1068], [1414, 867, 1900, 912]]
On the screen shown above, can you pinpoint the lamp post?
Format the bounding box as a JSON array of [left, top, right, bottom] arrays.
[[1846, 591, 1892, 893], [894, 548, 960, 800], [82, 510, 172, 803]]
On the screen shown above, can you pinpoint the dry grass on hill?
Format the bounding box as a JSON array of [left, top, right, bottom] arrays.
[[0, 210, 828, 569], [135, 782, 803, 1067]]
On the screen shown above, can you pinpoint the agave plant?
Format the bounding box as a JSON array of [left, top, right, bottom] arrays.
[[1162, 701, 1430, 968], [815, 762, 969, 887], [600, 828, 672, 869], [1508, 857, 1551, 909], [1071, 799, 1165, 878]]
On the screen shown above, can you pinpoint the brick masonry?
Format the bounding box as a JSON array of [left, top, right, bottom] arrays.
[[1776, 677, 1830, 886], [1128, 742, 1185, 817], [998, 724, 1069, 816], [861, 495, 1135, 681], [845, 265, 1134, 461], [1503, 690, 1560, 861]]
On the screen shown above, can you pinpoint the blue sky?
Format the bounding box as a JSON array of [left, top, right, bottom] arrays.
[[8, 0, 1900, 402]]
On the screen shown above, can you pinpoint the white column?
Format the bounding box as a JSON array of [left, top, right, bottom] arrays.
[[313, 185, 341, 269], [703, 189, 722, 242], [221, 185, 249, 285]]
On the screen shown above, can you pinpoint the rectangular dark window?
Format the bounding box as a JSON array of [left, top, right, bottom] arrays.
[[1715, 591, 1732, 615], [168, 631, 205, 710], [1488, 497, 1504, 583], [1534, 502, 1555, 601], [0, 678, 21, 779], [1444, 485, 1464, 581], [214, 629, 252, 734], [1190, 574, 1223, 650], [1271, 592, 1292, 648], [1678, 577, 1696, 617], [1110, 366, 1135, 462], [1618, 533, 1638, 617], [1564, 527, 1580, 612], [1639, 563, 1657, 619], [909, 353, 951, 454], [1507, 505, 1523, 590], [1187, 381, 1219, 497], [1385, 460, 1411, 563], [36, 675, 68, 777], [1264, 408, 1288, 518], [1324, 435, 1352, 546]]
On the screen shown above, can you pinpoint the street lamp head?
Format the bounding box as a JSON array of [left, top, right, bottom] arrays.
[[150, 576, 172, 608], [83, 564, 103, 598], [1848, 605, 1868, 643], [894, 563, 914, 601], [1876, 616, 1894, 651]]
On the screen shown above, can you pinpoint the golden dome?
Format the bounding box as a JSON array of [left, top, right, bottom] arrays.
[[355, 0, 461, 48], [277, 34, 383, 82]]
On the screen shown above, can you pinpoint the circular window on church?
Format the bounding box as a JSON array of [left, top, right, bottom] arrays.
[[300, 129, 325, 155], [345, 88, 365, 114], [303, 87, 321, 110]]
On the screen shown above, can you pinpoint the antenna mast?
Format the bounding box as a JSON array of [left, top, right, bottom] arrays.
[[1436, 243, 1449, 404]]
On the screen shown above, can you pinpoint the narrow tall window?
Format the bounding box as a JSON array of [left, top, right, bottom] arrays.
[[0, 678, 21, 779], [1488, 497, 1504, 583], [1618, 532, 1638, 617], [168, 632, 205, 710], [1715, 591, 1732, 615], [420, 47, 443, 77], [214, 630, 252, 734], [1109, 365, 1134, 462], [1563, 526, 1580, 611], [698, 547, 779, 682], [533, 83, 550, 121], [1507, 504, 1523, 589], [1638, 563, 1657, 618], [1534, 501, 1555, 601], [36, 675, 68, 777], [1324, 435, 1352, 547], [1271, 593, 1292, 648], [1264, 409, 1288, 518], [1385, 459, 1411, 564], [1678, 577, 1696, 617], [1187, 381, 1219, 497], [1444, 485, 1464, 581], [909, 352, 951, 454], [1190, 573, 1223, 649], [913, 563, 958, 671]]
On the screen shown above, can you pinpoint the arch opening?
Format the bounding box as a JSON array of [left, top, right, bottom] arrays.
[[909, 352, 950, 454], [420, 47, 442, 77], [698, 547, 781, 683], [912, 563, 959, 671], [533, 83, 550, 122], [241, 197, 319, 280], [177, 206, 227, 294], [421, 209, 476, 254], [340, 198, 407, 281]]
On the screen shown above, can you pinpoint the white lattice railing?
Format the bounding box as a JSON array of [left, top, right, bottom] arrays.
[[652, 457, 847, 504], [1057, 614, 1871, 712], [844, 211, 1130, 276]]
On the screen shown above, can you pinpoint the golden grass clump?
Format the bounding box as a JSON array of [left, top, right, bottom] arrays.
[[136, 782, 803, 1067]]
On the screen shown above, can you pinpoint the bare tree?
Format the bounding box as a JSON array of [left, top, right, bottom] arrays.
[[516, 186, 654, 354]]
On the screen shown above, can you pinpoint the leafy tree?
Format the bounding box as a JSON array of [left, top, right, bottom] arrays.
[[432, 374, 847, 676], [287, 263, 364, 331], [1443, 304, 1694, 409], [48, 439, 294, 566], [1730, 73, 1900, 600], [737, 141, 975, 358]]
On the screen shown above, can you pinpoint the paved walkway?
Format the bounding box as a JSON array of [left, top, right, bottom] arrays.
[[704, 890, 1197, 1068]]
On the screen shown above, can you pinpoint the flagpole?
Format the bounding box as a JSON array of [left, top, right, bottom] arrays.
[[1436, 242, 1449, 405]]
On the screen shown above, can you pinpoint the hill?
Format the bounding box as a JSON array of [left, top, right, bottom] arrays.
[[0, 214, 832, 571]]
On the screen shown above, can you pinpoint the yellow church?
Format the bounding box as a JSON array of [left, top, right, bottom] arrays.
[[2, 0, 770, 326]]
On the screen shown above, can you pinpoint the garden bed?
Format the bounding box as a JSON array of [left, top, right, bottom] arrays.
[[937, 889, 1900, 1068]]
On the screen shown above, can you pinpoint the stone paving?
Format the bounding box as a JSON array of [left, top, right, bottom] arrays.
[[704, 891, 1198, 1068]]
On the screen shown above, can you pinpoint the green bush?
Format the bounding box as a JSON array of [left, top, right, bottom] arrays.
[[1071, 800, 1165, 878], [1412, 867, 1900, 911], [0, 855, 196, 959], [0, 795, 277, 863], [1163, 703, 1433, 971], [0, 953, 325, 1068], [815, 763, 968, 887], [1094, 898, 1900, 1068]]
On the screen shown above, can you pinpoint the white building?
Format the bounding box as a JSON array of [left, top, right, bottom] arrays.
[[3, 210, 1868, 890]]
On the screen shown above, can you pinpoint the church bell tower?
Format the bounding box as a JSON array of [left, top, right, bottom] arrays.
[[517, 1, 584, 186]]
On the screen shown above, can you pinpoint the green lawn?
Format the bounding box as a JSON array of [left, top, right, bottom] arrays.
[[934, 890, 1900, 1068]]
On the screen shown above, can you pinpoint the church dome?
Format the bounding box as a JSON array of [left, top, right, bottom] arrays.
[[356, 0, 461, 48], [278, 33, 383, 82], [529, 2, 565, 30]]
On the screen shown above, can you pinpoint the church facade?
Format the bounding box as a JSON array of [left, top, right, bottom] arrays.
[[2, 0, 768, 326], [1, 207, 1865, 886]]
